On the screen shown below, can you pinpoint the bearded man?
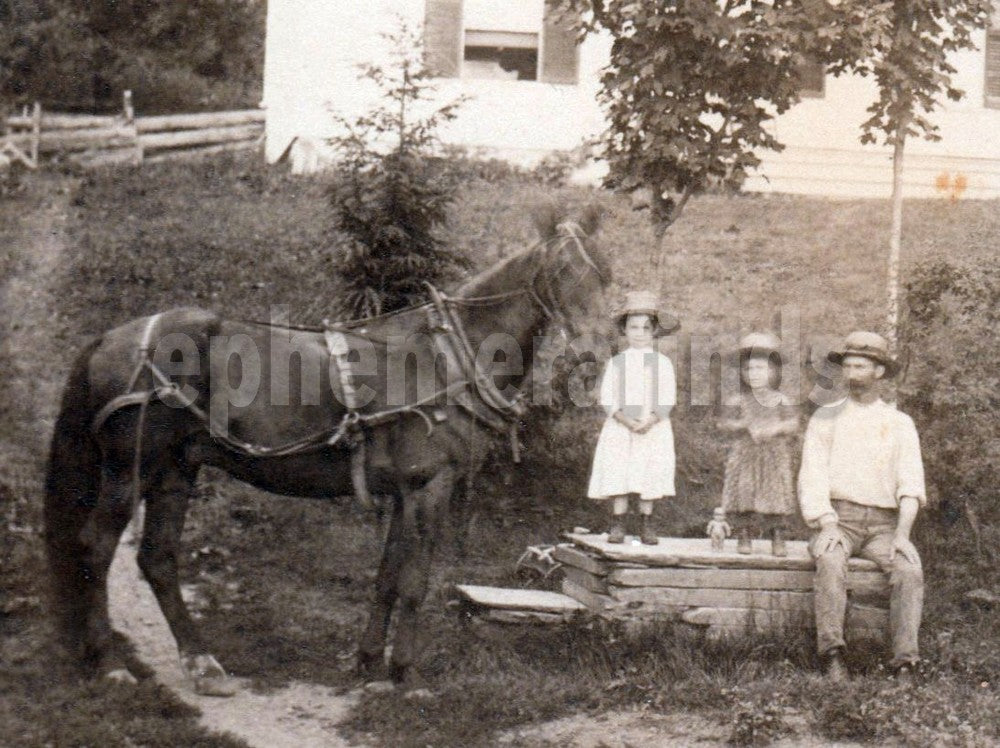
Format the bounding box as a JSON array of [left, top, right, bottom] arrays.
[[799, 331, 925, 682]]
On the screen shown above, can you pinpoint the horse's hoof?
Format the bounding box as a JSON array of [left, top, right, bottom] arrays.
[[388, 662, 409, 685], [104, 668, 138, 686], [404, 687, 435, 701], [356, 650, 387, 680], [364, 680, 395, 694], [194, 675, 240, 697], [182, 654, 240, 697]]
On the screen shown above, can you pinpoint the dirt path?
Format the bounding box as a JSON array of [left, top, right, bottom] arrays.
[[108, 532, 362, 747], [2, 174, 363, 748]]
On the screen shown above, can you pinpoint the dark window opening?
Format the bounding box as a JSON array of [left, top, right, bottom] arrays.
[[798, 60, 826, 98], [463, 45, 538, 80]]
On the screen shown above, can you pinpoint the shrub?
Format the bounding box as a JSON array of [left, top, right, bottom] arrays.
[[900, 254, 1000, 527], [327, 21, 469, 318]]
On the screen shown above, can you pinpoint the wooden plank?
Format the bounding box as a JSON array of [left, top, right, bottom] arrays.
[[140, 124, 261, 150], [136, 110, 264, 133], [607, 567, 889, 597], [563, 566, 609, 594], [608, 585, 816, 613], [484, 609, 566, 624], [561, 579, 618, 613], [37, 126, 135, 152], [681, 603, 887, 635], [567, 533, 880, 573], [454, 584, 584, 613], [610, 567, 812, 589], [142, 140, 259, 164], [552, 544, 608, 576], [7, 113, 119, 130], [70, 147, 142, 169], [681, 606, 813, 629], [846, 604, 889, 631]]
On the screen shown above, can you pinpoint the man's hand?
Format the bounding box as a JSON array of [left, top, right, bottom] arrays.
[[890, 534, 920, 566], [814, 523, 845, 556]]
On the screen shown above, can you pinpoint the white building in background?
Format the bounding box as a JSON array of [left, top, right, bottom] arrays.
[[262, 0, 1000, 199]]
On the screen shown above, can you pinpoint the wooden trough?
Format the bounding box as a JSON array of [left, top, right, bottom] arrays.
[[456, 534, 890, 642]]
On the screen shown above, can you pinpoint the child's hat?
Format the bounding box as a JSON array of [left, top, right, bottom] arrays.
[[614, 290, 680, 335], [827, 330, 900, 378], [728, 331, 783, 365]]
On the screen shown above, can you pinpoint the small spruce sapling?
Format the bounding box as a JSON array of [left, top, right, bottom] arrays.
[[327, 20, 469, 319]]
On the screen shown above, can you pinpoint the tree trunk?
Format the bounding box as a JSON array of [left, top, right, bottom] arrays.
[[886, 135, 905, 351]]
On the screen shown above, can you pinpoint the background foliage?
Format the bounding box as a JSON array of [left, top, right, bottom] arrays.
[[327, 23, 469, 318], [901, 252, 1000, 528], [0, 0, 265, 113]]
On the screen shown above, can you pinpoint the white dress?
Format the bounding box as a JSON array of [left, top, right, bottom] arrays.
[[587, 346, 676, 500]]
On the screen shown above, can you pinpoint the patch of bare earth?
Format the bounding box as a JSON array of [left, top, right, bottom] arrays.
[[108, 530, 365, 747]]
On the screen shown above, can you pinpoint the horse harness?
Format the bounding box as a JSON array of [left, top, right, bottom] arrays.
[[88, 223, 603, 511]]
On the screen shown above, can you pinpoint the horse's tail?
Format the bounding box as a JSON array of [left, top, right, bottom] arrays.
[[44, 337, 103, 660]]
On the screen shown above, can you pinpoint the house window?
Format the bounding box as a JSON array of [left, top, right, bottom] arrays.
[[424, 0, 579, 85], [986, 2, 1000, 107], [798, 60, 826, 99], [463, 30, 539, 80]]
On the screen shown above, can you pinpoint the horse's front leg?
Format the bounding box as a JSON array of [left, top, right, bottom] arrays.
[[357, 491, 405, 679], [388, 464, 456, 684], [139, 461, 238, 696]]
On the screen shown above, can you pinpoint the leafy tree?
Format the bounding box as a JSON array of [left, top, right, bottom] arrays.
[[833, 0, 990, 346], [0, 0, 265, 112], [327, 21, 468, 319], [575, 0, 874, 269]]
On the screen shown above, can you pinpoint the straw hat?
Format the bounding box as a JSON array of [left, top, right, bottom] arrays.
[[614, 290, 680, 335], [733, 331, 782, 360], [827, 330, 900, 378]]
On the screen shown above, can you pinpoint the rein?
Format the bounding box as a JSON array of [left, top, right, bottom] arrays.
[[88, 222, 607, 508]]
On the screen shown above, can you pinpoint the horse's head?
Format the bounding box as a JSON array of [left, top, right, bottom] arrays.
[[531, 202, 613, 340]]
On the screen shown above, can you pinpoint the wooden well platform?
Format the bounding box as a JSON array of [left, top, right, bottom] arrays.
[[455, 534, 890, 642], [558, 534, 889, 640]]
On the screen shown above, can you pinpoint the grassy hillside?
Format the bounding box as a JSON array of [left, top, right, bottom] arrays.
[[4, 151, 999, 746]]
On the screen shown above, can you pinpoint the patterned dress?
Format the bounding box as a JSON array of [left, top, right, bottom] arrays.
[[719, 391, 799, 516]]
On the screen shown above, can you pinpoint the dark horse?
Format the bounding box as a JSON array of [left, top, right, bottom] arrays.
[[44, 206, 610, 693]]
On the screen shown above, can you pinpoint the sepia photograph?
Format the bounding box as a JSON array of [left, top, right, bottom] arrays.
[[2, 1, 999, 745]]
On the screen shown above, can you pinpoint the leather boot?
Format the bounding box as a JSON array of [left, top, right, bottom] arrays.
[[736, 527, 752, 554], [607, 517, 626, 544], [824, 649, 848, 682], [771, 527, 788, 557], [639, 514, 658, 545]]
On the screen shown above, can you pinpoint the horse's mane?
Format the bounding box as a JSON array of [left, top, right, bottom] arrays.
[[454, 202, 606, 299]]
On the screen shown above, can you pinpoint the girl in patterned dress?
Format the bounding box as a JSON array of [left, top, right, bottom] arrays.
[[717, 332, 800, 556]]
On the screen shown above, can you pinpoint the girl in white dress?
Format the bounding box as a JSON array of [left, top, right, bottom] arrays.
[[587, 291, 678, 545]]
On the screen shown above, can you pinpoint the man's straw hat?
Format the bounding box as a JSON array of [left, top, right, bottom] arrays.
[[614, 290, 680, 335], [827, 330, 900, 378]]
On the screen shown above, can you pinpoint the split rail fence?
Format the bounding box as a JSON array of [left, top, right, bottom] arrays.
[[1, 91, 264, 170]]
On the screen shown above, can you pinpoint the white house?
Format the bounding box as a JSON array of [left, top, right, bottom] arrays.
[[262, 1, 1000, 199]]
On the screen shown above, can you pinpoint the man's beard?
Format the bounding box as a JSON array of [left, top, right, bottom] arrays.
[[847, 380, 870, 396]]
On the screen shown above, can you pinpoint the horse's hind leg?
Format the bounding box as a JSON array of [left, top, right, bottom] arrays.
[[138, 461, 238, 696], [77, 462, 136, 679]]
